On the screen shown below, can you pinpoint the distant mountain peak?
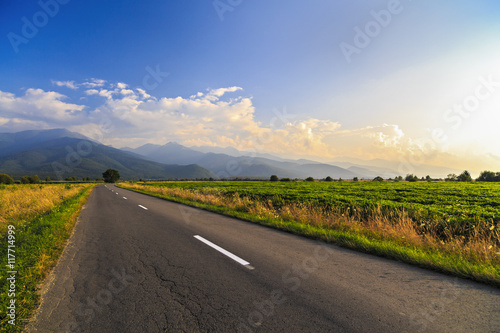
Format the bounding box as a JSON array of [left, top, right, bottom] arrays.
[[164, 142, 183, 147]]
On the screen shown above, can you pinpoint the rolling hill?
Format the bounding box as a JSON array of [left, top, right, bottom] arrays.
[[0, 130, 216, 180]]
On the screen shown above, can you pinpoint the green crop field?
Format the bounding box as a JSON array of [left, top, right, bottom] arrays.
[[140, 181, 500, 230]]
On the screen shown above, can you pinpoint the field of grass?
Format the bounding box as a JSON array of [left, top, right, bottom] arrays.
[[119, 181, 500, 287], [0, 184, 95, 332], [0, 184, 89, 233]]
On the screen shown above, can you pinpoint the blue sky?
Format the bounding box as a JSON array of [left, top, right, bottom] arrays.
[[1, 0, 500, 172]]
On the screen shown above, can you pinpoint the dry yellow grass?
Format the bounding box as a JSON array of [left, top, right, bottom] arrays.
[[120, 183, 500, 266], [0, 184, 88, 232]]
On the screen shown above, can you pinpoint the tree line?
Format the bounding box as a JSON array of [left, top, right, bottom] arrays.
[[0, 169, 120, 184]]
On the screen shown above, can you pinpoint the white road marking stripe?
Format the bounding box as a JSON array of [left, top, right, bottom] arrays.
[[194, 235, 253, 269], [123, 197, 127, 200], [138, 205, 148, 210]]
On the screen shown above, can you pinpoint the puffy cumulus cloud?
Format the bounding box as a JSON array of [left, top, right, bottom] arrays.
[[234, 118, 343, 158], [84, 89, 99, 95], [0, 89, 85, 130], [115, 82, 128, 89], [136, 88, 151, 100], [92, 87, 258, 147], [84, 87, 354, 160], [81, 81, 149, 101], [310, 123, 444, 163]]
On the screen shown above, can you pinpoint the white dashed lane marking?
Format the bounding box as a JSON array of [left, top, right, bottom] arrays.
[[194, 235, 254, 270]]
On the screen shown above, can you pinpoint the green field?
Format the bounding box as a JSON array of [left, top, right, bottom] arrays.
[[0, 184, 95, 332], [120, 180, 500, 286], [141, 181, 500, 229]]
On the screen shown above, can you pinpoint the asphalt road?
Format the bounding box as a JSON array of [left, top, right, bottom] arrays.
[[26, 185, 500, 332]]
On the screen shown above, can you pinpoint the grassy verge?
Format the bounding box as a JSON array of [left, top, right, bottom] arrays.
[[118, 182, 499, 288], [0, 184, 95, 332]]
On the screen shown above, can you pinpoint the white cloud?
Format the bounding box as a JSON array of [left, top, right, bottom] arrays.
[[51, 80, 79, 90], [1, 82, 494, 172], [119, 89, 135, 96], [136, 88, 151, 100], [0, 89, 85, 129], [97, 89, 114, 99], [85, 89, 99, 95], [210, 86, 242, 97], [0, 85, 431, 163], [81, 78, 107, 88]]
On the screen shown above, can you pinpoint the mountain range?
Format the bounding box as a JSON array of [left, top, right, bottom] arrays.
[[121, 142, 359, 179], [0, 129, 215, 180], [0, 129, 462, 180], [121, 142, 462, 179]]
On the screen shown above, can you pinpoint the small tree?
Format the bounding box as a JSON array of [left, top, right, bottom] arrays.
[[103, 169, 120, 183], [476, 171, 500, 182], [270, 175, 279, 182], [45, 176, 51, 182], [445, 173, 457, 182], [457, 170, 473, 182], [353, 177, 359, 182], [405, 174, 418, 182], [325, 176, 333, 182], [21, 176, 30, 184], [305, 177, 314, 182], [372, 176, 384, 182], [29, 175, 40, 184], [0, 174, 14, 184]]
